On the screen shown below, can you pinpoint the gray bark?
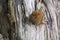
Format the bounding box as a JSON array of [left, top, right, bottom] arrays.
[[14, 0, 59, 40]]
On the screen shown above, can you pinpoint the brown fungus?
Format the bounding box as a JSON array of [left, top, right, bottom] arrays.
[[29, 10, 44, 25]]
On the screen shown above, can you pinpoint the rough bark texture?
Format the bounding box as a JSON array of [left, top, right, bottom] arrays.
[[0, 0, 10, 40], [57, 1, 60, 40], [0, 0, 17, 40], [16, 0, 59, 40], [0, 0, 60, 40]]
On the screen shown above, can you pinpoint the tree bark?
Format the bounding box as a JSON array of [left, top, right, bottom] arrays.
[[14, 0, 59, 40]]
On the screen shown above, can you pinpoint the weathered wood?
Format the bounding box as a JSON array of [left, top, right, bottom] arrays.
[[8, 0, 18, 40], [15, 0, 59, 40], [43, 0, 59, 40]]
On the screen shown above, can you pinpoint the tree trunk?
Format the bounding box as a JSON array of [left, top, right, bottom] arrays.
[[0, 0, 59, 40], [15, 0, 59, 40]]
